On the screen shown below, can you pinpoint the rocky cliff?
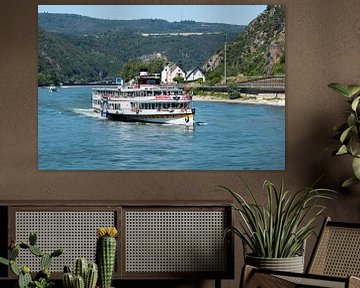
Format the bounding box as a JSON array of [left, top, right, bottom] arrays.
[[203, 5, 285, 78]]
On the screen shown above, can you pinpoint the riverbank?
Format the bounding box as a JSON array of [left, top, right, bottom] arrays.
[[192, 93, 285, 107]]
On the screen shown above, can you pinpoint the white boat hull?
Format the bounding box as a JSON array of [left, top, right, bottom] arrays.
[[106, 111, 195, 126]]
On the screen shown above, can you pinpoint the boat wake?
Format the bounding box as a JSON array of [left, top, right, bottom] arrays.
[[72, 108, 105, 119]]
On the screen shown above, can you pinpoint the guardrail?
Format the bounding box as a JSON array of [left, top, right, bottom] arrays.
[[185, 77, 285, 94]]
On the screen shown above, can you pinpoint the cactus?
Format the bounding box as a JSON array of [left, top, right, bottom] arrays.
[[41, 253, 52, 270], [0, 233, 63, 288], [35, 268, 50, 282], [51, 248, 64, 258], [74, 258, 87, 279], [19, 270, 32, 288], [9, 246, 19, 260], [29, 232, 37, 246], [63, 272, 74, 288], [96, 227, 118, 288], [74, 275, 85, 288], [29, 245, 44, 257], [19, 243, 30, 249], [85, 263, 98, 288], [10, 260, 21, 276], [63, 259, 98, 288], [64, 265, 72, 273]]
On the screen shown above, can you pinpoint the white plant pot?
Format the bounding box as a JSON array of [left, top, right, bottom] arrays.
[[245, 254, 305, 273]]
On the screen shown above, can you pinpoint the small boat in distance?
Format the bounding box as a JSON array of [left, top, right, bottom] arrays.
[[48, 85, 58, 93], [91, 71, 195, 126]]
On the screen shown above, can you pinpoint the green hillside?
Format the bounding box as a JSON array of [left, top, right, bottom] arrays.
[[38, 14, 244, 85], [38, 13, 243, 35], [204, 5, 285, 80]]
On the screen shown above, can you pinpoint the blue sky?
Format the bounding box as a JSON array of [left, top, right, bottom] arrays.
[[38, 5, 267, 26]]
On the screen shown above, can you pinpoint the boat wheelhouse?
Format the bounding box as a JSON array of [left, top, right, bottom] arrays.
[[91, 72, 195, 126]]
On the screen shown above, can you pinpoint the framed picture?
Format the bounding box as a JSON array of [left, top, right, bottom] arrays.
[[38, 4, 285, 170]]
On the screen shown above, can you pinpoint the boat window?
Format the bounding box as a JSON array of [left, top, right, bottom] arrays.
[[146, 90, 153, 96], [154, 90, 161, 96]]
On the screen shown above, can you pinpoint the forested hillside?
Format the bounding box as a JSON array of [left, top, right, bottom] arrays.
[[204, 5, 285, 81], [38, 13, 242, 35], [38, 14, 244, 85]]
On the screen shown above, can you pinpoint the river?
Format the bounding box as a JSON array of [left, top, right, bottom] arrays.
[[38, 87, 285, 170]]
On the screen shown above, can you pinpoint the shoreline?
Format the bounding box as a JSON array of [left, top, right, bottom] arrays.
[[192, 95, 285, 107]]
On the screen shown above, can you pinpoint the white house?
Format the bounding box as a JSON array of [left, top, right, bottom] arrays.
[[161, 63, 186, 84], [185, 67, 206, 82]]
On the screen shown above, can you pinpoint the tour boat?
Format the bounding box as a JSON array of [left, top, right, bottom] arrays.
[[91, 72, 195, 126], [48, 85, 58, 93]]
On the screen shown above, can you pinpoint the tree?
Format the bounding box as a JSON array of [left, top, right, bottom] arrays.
[[173, 76, 185, 83], [119, 58, 166, 80]]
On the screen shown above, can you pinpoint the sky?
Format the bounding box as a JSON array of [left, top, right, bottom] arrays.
[[38, 5, 267, 26]]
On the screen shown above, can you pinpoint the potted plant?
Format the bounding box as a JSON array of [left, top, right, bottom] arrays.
[[96, 227, 118, 288], [0, 232, 63, 288], [222, 179, 334, 273], [62, 258, 98, 288], [328, 83, 360, 187]]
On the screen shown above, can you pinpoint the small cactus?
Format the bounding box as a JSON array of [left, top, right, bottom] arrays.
[[35, 268, 50, 281], [41, 253, 52, 270], [51, 248, 64, 258], [29, 232, 37, 246], [0, 233, 63, 288], [63, 272, 74, 288], [10, 260, 21, 276], [63, 259, 98, 288], [74, 258, 87, 279], [29, 245, 44, 257], [96, 227, 118, 288], [85, 263, 98, 288], [74, 275, 85, 288], [9, 246, 19, 260], [63, 265, 72, 273], [18, 269, 32, 288], [19, 243, 30, 249]]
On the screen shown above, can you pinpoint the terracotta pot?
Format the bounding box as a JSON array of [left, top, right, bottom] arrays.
[[245, 254, 305, 273]]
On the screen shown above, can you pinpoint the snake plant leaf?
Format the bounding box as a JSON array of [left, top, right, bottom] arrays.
[[349, 136, 360, 156], [347, 85, 360, 97], [351, 96, 360, 111], [352, 157, 360, 179], [328, 83, 352, 97], [347, 114, 356, 127], [340, 126, 353, 143], [336, 144, 348, 155], [342, 177, 360, 188]]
